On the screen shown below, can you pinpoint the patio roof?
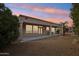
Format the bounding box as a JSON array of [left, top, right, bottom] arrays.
[[19, 15, 62, 27]]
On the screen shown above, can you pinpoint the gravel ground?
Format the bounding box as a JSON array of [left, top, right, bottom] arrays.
[[1, 35, 79, 56]]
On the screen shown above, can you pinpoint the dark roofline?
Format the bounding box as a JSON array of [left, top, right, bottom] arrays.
[[19, 15, 60, 26]]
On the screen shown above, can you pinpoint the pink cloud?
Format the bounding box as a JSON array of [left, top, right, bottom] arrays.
[[43, 18, 65, 23], [12, 11, 66, 23], [66, 18, 73, 27], [43, 17, 73, 27], [12, 11, 41, 19], [33, 7, 69, 16], [12, 4, 73, 27], [12, 11, 65, 23], [14, 4, 69, 16]]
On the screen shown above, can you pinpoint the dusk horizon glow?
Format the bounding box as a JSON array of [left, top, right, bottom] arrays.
[[5, 3, 73, 27]]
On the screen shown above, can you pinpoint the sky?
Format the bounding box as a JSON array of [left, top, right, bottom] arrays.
[[5, 3, 73, 27]]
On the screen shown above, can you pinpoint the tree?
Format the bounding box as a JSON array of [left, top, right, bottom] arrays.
[[61, 21, 68, 36], [70, 3, 79, 35], [0, 3, 19, 49]]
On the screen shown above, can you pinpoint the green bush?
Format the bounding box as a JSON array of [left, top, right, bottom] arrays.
[[0, 3, 19, 49], [70, 3, 79, 35]]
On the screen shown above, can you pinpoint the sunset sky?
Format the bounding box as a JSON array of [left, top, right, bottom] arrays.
[[5, 3, 73, 27]]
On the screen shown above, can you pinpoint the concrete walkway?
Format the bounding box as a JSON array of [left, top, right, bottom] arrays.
[[20, 34, 60, 42], [22, 35, 51, 42]]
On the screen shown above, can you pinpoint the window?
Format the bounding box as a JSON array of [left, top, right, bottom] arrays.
[[33, 25, 38, 33], [26, 25, 32, 33]]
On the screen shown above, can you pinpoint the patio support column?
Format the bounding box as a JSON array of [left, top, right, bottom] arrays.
[[39, 27, 42, 35], [23, 23, 26, 35], [59, 27, 62, 35], [38, 26, 40, 34], [39, 27, 40, 34], [54, 27, 57, 34], [61, 24, 64, 35], [19, 20, 23, 40], [32, 25, 33, 34], [42, 26, 46, 35], [40, 27, 42, 35], [49, 25, 52, 36], [44, 26, 46, 35], [59, 24, 64, 35]]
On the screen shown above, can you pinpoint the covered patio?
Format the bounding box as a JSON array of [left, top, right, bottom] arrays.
[[18, 15, 63, 41]]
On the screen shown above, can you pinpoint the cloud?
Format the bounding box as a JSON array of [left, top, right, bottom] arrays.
[[33, 7, 69, 16], [43, 18, 66, 23], [43, 17, 73, 27], [12, 10, 41, 19], [12, 4, 73, 27], [12, 10, 65, 23], [13, 11, 73, 27], [12, 10, 66, 23], [66, 18, 73, 27], [13, 4, 70, 16]]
